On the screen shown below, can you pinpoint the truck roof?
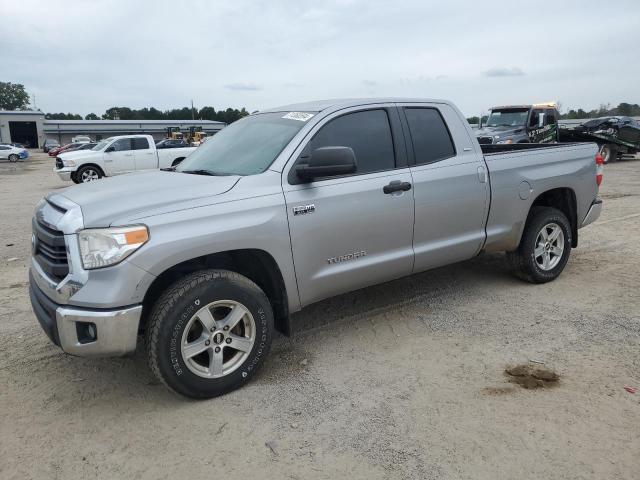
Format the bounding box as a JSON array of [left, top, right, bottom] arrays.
[[261, 98, 451, 113], [491, 102, 558, 110]]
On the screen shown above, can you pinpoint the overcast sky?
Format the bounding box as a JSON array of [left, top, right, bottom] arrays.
[[2, 0, 639, 117]]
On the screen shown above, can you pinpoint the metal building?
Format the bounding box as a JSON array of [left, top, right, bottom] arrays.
[[0, 110, 225, 147]]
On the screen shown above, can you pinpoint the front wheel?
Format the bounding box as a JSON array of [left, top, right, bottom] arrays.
[[74, 165, 103, 183], [8, 154, 19, 162], [146, 270, 274, 399], [507, 207, 572, 283]]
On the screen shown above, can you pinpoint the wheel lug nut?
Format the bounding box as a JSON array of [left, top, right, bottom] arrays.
[[223, 326, 229, 331], [210, 328, 215, 332], [205, 340, 210, 346], [214, 347, 221, 353], [225, 338, 232, 344]]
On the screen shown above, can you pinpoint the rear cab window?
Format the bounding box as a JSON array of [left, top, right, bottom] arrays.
[[403, 108, 456, 165], [132, 137, 150, 150]]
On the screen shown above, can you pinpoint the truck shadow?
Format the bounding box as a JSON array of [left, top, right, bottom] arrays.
[[288, 251, 513, 335]]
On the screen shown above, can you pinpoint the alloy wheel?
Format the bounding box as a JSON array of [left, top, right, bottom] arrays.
[[534, 223, 564, 271], [180, 300, 256, 379]]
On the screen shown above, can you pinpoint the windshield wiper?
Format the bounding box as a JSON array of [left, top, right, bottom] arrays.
[[180, 169, 233, 176]]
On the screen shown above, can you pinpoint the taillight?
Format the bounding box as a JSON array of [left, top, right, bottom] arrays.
[[595, 153, 604, 186]]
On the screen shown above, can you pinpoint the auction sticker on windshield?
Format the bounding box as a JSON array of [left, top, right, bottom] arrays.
[[282, 112, 315, 122]]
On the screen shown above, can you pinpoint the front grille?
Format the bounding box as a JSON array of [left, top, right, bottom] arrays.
[[477, 136, 494, 145], [33, 218, 69, 281], [55, 157, 63, 169]]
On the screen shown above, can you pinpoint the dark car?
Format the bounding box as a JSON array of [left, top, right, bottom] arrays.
[[43, 138, 60, 153], [61, 142, 97, 153], [559, 116, 640, 163], [156, 138, 189, 149], [49, 143, 81, 156]]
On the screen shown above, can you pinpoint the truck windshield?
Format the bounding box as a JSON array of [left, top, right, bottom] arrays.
[[485, 109, 529, 127], [176, 112, 309, 176]]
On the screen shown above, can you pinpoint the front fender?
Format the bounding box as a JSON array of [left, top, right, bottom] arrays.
[[126, 191, 301, 313]]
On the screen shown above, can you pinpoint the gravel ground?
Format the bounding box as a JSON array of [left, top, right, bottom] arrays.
[[1, 152, 639, 480]]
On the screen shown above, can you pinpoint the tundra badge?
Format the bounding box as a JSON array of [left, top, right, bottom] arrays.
[[293, 204, 315, 216]]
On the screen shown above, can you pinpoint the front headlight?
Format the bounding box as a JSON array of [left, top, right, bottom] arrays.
[[78, 226, 149, 270], [62, 159, 76, 167]]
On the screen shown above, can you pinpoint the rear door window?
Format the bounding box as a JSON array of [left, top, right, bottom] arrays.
[[132, 137, 150, 150], [403, 108, 456, 165]]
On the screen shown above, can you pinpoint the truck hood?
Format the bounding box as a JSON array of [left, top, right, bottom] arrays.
[[476, 125, 525, 138], [55, 170, 240, 228], [58, 149, 101, 160]]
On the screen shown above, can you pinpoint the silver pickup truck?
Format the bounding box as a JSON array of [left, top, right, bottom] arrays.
[[29, 98, 604, 398]]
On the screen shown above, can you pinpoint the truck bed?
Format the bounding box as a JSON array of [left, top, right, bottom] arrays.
[[480, 141, 599, 253], [480, 142, 587, 155]]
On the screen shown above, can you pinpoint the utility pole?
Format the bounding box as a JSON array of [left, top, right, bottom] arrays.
[[191, 99, 195, 120]]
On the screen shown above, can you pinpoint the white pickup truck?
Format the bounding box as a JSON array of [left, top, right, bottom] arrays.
[[55, 134, 196, 183]]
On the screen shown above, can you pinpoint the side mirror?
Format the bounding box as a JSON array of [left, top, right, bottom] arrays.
[[538, 113, 545, 128], [296, 146, 357, 182], [105, 146, 115, 153]]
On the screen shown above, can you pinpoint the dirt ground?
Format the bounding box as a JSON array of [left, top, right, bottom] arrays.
[[1, 152, 639, 480]]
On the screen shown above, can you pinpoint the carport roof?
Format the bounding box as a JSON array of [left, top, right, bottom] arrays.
[[0, 110, 45, 116]]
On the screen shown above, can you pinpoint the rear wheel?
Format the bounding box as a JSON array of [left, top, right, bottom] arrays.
[[8, 154, 19, 162], [146, 269, 274, 399], [507, 207, 572, 283], [599, 144, 618, 164], [75, 165, 103, 183]]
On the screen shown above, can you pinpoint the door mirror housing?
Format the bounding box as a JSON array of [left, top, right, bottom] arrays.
[[296, 146, 357, 182], [105, 145, 115, 153]]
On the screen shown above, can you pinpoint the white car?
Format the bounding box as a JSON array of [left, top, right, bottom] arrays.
[[0, 144, 29, 162], [71, 135, 92, 144], [55, 134, 196, 183]]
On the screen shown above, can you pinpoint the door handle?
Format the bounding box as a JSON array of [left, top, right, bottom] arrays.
[[477, 165, 487, 183], [383, 180, 412, 194]]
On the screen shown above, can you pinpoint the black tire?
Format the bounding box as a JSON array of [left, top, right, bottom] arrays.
[[75, 165, 103, 183], [8, 154, 19, 162], [146, 269, 274, 399], [507, 207, 572, 284], [600, 144, 618, 164]]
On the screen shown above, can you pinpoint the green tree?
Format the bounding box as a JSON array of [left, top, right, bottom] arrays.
[[45, 112, 82, 120], [85, 113, 99, 120], [0, 81, 30, 110]]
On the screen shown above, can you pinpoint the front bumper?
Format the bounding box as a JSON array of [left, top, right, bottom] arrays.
[[54, 167, 73, 181], [581, 198, 603, 228], [30, 272, 142, 357]]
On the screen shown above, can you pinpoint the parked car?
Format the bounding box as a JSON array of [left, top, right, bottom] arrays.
[[560, 116, 640, 163], [30, 98, 603, 398], [156, 138, 190, 149], [0, 144, 29, 162], [43, 138, 60, 153], [48, 143, 74, 157], [48, 142, 91, 157], [71, 135, 92, 144], [476, 103, 560, 145], [61, 142, 97, 153], [55, 134, 196, 183]]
